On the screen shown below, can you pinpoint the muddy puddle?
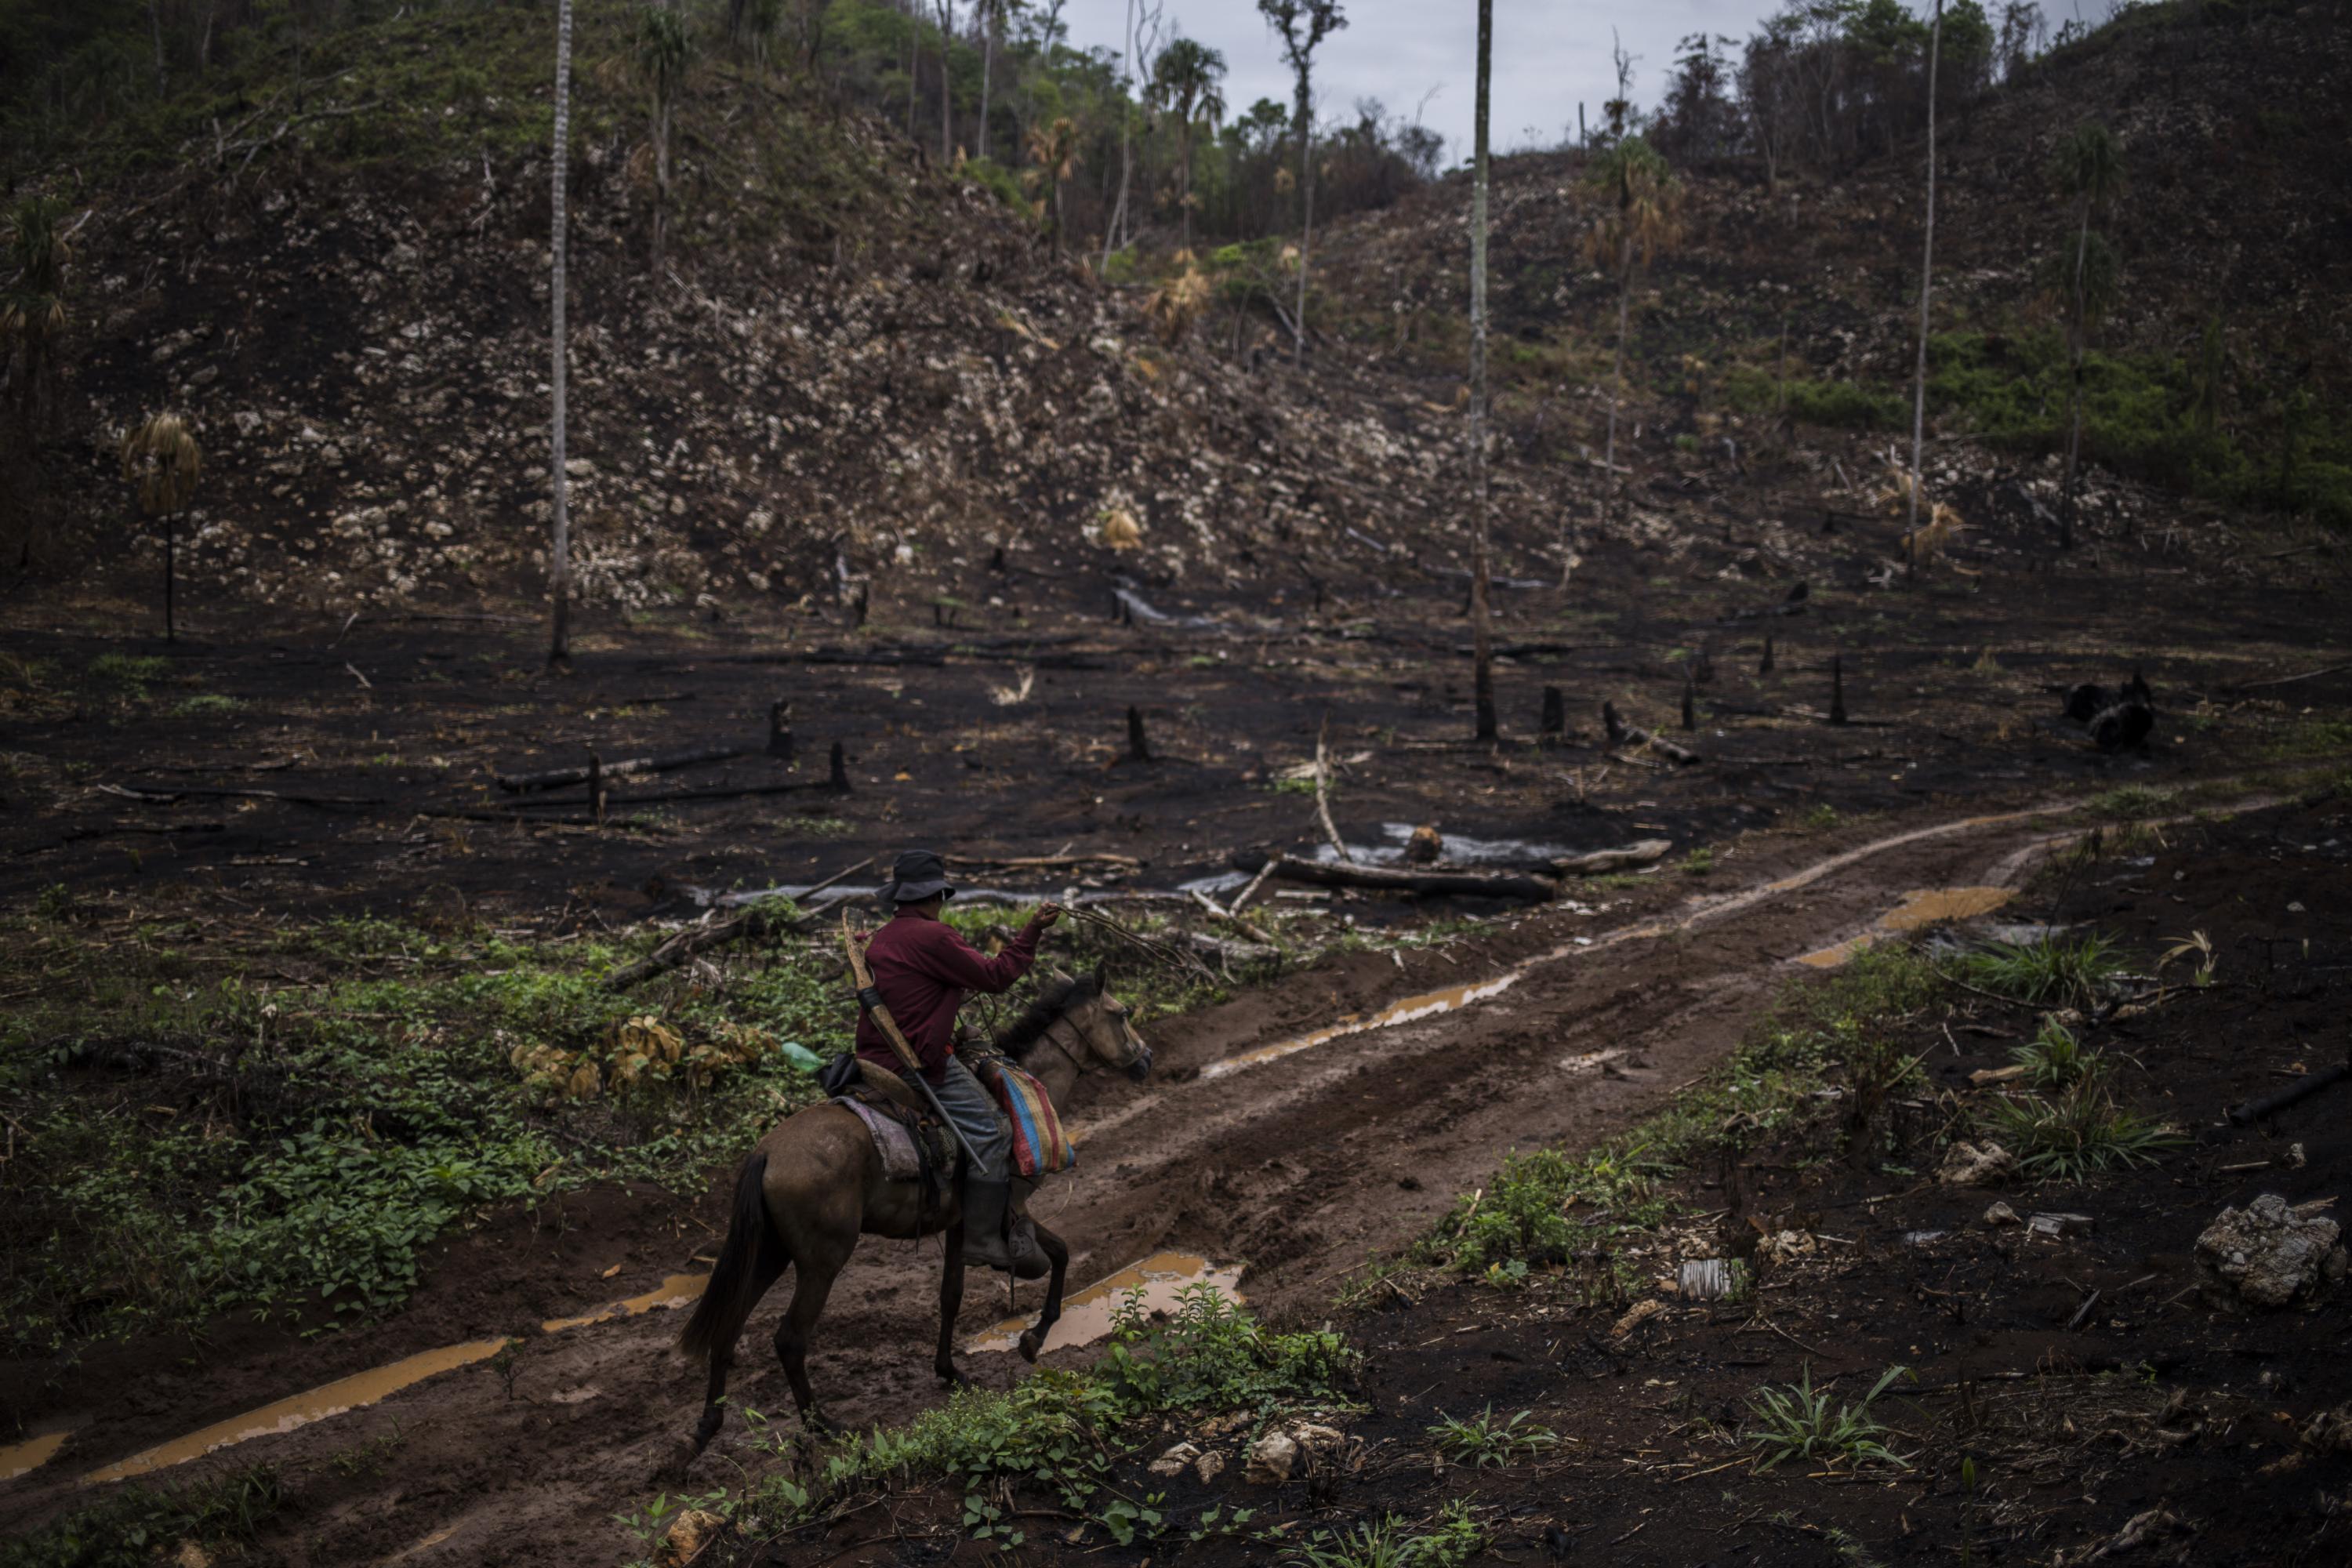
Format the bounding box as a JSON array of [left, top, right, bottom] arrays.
[[968, 1252, 1243, 1358], [82, 1340, 516, 1484], [1795, 886, 2016, 967], [42, 1274, 715, 1489], [1, 1430, 73, 1483], [540, 1272, 706, 1334]]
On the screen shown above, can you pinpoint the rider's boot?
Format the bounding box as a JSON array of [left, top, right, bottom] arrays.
[[961, 1178, 1048, 1279]]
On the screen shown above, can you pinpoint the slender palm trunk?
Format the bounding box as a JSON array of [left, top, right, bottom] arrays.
[[1606, 255, 1629, 476], [978, 9, 993, 160], [149, 0, 167, 91], [1904, 0, 1941, 579], [549, 0, 575, 665], [937, 0, 953, 163], [1178, 126, 1193, 252], [1468, 0, 1495, 742], [164, 514, 176, 642], [652, 89, 672, 270], [1104, 0, 1135, 269], [2061, 199, 2089, 550], [1292, 83, 1312, 363]]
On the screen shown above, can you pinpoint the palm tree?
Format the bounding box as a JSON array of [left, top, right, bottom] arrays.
[[1468, 0, 1496, 742], [934, 0, 954, 164], [2051, 120, 2125, 550], [633, 4, 691, 271], [977, 0, 1011, 162], [1258, 0, 1348, 364], [1025, 117, 1079, 252], [1584, 136, 1683, 505], [1904, 0, 1943, 578], [1, 196, 72, 435], [120, 413, 202, 642], [1150, 36, 1227, 252], [550, 0, 576, 665]]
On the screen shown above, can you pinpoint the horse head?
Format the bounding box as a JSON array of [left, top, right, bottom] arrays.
[[1045, 966, 1152, 1081]]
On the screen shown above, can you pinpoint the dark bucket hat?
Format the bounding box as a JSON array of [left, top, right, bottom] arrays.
[[882, 848, 956, 904]]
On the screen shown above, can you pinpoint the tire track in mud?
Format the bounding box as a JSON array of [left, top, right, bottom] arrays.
[[3, 794, 2238, 1564]]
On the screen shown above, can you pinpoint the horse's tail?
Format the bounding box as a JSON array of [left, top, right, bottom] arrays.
[[680, 1149, 782, 1362]]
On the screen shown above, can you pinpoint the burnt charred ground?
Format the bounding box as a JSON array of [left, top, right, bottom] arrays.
[[4, 513, 2347, 920], [661, 792, 2352, 1568]]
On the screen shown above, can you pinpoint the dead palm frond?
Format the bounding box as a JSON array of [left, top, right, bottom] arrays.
[[121, 413, 202, 515], [1143, 264, 1212, 345]]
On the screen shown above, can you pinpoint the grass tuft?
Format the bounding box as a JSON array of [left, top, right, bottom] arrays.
[[1428, 1406, 1559, 1468], [1980, 1086, 2184, 1181], [1955, 935, 2120, 1009], [1744, 1364, 1915, 1473]]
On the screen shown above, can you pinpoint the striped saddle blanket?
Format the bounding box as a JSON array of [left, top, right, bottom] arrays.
[[973, 1056, 1077, 1178]]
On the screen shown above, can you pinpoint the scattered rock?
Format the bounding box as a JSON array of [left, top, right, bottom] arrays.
[[2082, 1507, 2194, 1563], [2300, 1403, 2352, 1455], [2192, 1194, 2346, 1309], [1243, 1430, 1298, 1484], [1937, 1140, 2016, 1186], [1149, 1441, 1201, 1477], [1403, 825, 1443, 865], [658, 1508, 725, 1567], [1984, 1201, 2023, 1227], [1292, 1424, 1347, 1454], [1195, 1449, 1226, 1483], [2027, 1211, 2096, 1240], [1755, 1229, 1817, 1266], [1611, 1298, 1668, 1338]]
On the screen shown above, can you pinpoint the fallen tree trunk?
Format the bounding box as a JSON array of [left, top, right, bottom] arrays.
[[1554, 839, 1672, 876], [1231, 849, 1558, 903], [495, 744, 748, 793], [1602, 701, 1703, 766], [605, 907, 801, 992], [946, 852, 1144, 873], [103, 782, 383, 808]]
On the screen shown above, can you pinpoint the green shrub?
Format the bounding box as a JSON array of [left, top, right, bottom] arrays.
[[0, 1466, 281, 1568]]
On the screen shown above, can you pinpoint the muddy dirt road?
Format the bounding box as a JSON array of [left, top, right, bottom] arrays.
[[0, 792, 2174, 1564]]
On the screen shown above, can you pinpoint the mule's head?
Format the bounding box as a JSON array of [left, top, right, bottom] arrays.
[[1050, 966, 1152, 1081]]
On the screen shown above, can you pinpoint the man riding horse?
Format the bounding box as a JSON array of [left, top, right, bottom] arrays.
[[855, 848, 1061, 1278], [675, 846, 1150, 1446]]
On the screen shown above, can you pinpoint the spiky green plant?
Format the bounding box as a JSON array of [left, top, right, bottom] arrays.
[[2, 195, 72, 430], [1955, 934, 2118, 1008], [632, 4, 692, 269], [1428, 1406, 1558, 1468], [120, 412, 203, 641], [2050, 120, 2126, 547], [2009, 1017, 2101, 1091], [1744, 1364, 1914, 1472], [1982, 1085, 2182, 1181]]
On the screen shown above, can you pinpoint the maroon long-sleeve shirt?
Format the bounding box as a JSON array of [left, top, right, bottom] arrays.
[[855, 908, 1042, 1083]]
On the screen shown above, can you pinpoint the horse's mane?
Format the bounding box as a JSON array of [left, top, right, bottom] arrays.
[[993, 972, 1101, 1063]]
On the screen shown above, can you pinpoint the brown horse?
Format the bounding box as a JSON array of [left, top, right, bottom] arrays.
[[677, 968, 1152, 1446]]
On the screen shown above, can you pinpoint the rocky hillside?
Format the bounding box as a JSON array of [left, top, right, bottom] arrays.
[[8, 2, 1527, 622], [9, 0, 2341, 626], [1315, 0, 2352, 528]]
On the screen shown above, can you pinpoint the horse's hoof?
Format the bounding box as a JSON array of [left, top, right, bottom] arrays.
[[801, 1408, 842, 1439], [937, 1364, 973, 1390], [654, 1436, 701, 1486], [1018, 1330, 1044, 1363]]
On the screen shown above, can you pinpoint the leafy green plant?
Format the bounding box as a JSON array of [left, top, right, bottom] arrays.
[[1682, 848, 1716, 876], [2009, 1018, 2103, 1091], [1290, 1501, 1489, 1568], [1744, 1364, 1915, 1472], [1428, 1405, 1557, 1468], [1981, 1086, 2183, 1181], [2157, 930, 2216, 989], [2087, 783, 2172, 821], [1190, 1503, 1261, 1543], [1094, 1491, 1168, 1546], [0, 1465, 282, 1568], [1955, 935, 2120, 1008]]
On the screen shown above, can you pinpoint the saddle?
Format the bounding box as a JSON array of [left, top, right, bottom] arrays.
[[821, 1054, 960, 1192]]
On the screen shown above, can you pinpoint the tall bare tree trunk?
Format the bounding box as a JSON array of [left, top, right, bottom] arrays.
[[1103, 0, 1136, 270], [978, 4, 993, 161], [1468, 0, 1496, 742], [937, 0, 953, 162], [549, 0, 575, 666], [1904, 0, 1941, 579], [1178, 124, 1193, 252], [149, 0, 168, 91], [1606, 260, 1629, 477], [906, 24, 917, 140], [2060, 198, 2089, 551], [1292, 85, 1312, 363]]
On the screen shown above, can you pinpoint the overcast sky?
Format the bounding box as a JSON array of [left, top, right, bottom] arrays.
[[1050, 0, 1795, 162]]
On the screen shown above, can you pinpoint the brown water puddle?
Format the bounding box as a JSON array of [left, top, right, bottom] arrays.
[[540, 1272, 706, 1334], [1795, 886, 2016, 967], [58, 1274, 713, 1488], [82, 1339, 514, 1484], [1198, 975, 1520, 1081], [1, 1430, 73, 1483], [968, 1251, 1243, 1357]]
